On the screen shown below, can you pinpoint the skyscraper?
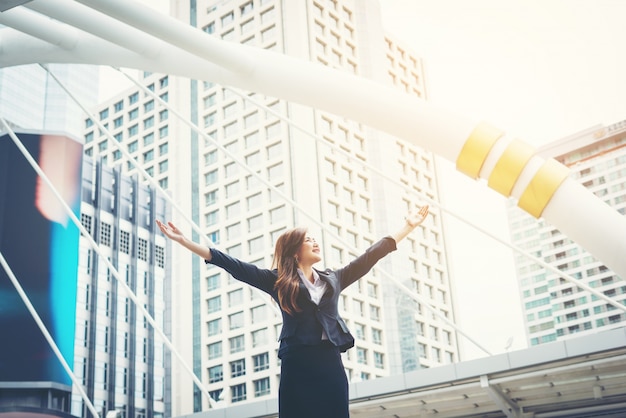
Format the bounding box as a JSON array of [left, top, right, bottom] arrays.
[[85, 0, 457, 414], [73, 157, 169, 418], [507, 119, 626, 346]]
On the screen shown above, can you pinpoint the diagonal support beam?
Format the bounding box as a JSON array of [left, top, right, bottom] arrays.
[[481, 375, 523, 418]]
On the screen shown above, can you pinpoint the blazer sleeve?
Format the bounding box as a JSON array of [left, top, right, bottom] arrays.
[[335, 236, 397, 290], [205, 248, 277, 295]]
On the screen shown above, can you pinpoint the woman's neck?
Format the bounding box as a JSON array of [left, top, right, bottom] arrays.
[[299, 264, 314, 284]]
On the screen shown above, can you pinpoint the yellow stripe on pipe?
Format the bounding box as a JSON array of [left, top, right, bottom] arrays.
[[518, 159, 569, 218], [456, 122, 504, 179], [488, 139, 535, 197]]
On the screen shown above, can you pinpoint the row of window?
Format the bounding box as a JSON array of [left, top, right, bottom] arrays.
[[87, 79, 168, 124], [207, 352, 270, 384], [208, 376, 270, 404], [81, 214, 164, 267]]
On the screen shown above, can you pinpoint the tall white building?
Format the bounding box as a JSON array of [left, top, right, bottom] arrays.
[[85, 0, 458, 415], [507, 119, 626, 347]]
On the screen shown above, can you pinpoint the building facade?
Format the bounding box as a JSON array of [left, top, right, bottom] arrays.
[[73, 157, 169, 418], [0, 64, 98, 138], [507, 119, 626, 346], [84, 0, 458, 415]]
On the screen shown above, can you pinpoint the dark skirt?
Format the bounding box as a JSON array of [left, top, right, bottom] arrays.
[[279, 341, 349, 418]]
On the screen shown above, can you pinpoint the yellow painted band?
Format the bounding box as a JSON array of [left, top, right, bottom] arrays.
[[456, 122, 504, 179], [487, 139, 535, 197], [518, 158, 569, 218]]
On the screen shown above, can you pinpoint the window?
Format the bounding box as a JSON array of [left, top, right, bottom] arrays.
[[126, 124, 139, 139], [207, 296, 221, 313], [203, 22, 215, 34], [221, 12, 234, 26], [206, 273, 220, 291], [129, 92, 139, 104], [245, 131, 259, 147], [254, 378, 270, 397], [223, 102, 238, 119], [80, 213, 92, 235], [225, 181, 240, 198], [208, 365, 223, 383], [229, 335, 245, 353], [205, 169, 218, 186], [229, 289, 243, 306], [143, 116, 154, 129], [114, 100, 123, 112], [128, 140, 138, 153], [155, 245, 164, 268], [354, 323, 365, 340], [261, 7, 275, 24], [120, 230, 130, 254], [357, 347, 367, 364], [247, 193, 262, 211], [205, 210, 219, 227], [374, 351, 384, 368], [205, 190, 217, 206], [250, 305, 267, 323], [369, 305, 380, 321], [229, 311, 244, 330], [204, 112, 217, 130], [372, 328, 382, 345], [138, 238, 148, 261], [266, 122, 280, 138], [207, 318, 222, 336], [208, 342, 222, 359], [99, 108, 109, 120], [224, 121, 238, 137], [253, 352, 269, 371], [252, 328, 268, 347], [240, 1, 253, 15], [248, 236, 264, 255], [100, 222, 112, 247], [231, 383, 246, 403], [230, 358, 246, 377], [143, 150, 154, 163], [244, 111, 258, 128], [270, 205, 285, 223]]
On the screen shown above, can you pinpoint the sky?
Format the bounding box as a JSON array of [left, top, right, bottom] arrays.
[[104, 0, 626, 359], [379, 0, 626, 358]]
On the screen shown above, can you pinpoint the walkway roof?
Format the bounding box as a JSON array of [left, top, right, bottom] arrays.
[[181, 327, 626, 418]]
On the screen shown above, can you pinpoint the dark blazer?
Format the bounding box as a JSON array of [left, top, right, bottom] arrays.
[[205, 236, 397, 357]]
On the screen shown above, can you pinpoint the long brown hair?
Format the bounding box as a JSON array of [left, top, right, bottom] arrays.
[[272, 227, 307, 315]]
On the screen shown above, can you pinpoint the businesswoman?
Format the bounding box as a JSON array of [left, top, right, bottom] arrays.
[[156, 205, 428, 418]]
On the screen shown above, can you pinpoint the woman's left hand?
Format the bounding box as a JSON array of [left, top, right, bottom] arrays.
[[405, 205, 429, 228]]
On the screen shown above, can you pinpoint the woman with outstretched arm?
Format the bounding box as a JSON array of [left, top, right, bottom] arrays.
[[156, 204, 429, 418]]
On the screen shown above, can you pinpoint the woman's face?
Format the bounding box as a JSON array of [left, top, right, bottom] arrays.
[[296, 234, 322, 266]]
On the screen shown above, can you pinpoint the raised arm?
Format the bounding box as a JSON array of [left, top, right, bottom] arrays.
[[390, 205, 429, 244], [155, 219, 212, 261]]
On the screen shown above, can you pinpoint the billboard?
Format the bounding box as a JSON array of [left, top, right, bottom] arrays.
[[0, 133, 82, 385]]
